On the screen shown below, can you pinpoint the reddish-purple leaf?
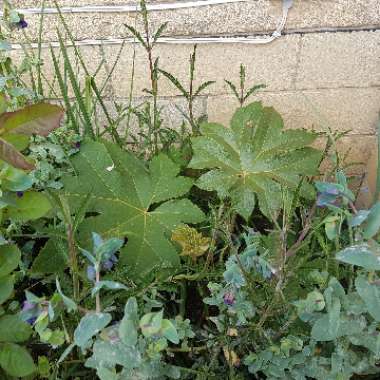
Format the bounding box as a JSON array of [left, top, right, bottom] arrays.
[[0, 138, 34, 170], [0, 103, 64, 137]]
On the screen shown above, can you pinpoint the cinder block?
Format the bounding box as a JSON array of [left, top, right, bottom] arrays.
[[15, 38, 298, 97], [206, 88, 380, 135], [96, 96, 207, 135], [296, 30, 380, 90], [13, 0, 380, 40], [103, 35, 300, 97]]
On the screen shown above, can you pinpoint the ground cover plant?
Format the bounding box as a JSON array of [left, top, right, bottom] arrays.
[[0, 1, 380, 379]]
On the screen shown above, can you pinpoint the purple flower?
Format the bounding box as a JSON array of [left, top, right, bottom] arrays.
[[74, 142, 81, 149], [20, 300, 40, 325], [22, 301, 35, 312], [87, 265, 96, 282], [102, 259, 114, 271], [102, 254, 118, 271], [17, 19, 28, 29], [223, 292, 235, 307], [26, 316, 37, 325], [16, 191, 24, 198]]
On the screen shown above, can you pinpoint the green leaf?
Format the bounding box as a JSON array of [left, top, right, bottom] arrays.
[[89, 340, 140, 370], [230, 187, 256, 221], [311, 298, 341, 341], [119, 297, 139, 346], [363, 202, 380, 239], [336, 244, 380, 271], [161, 319, 179, 344], [97, 367, 119, 380], [0, 343, 36, 377], [0, 244, 21, 278], [56, 278, 77, 312], [74, 313, 112, 349], [2, 134, 29, 152], [0, 138, 34, 170], [0, 103, 64, 136], [5, 191, 51, 222], [61, 140, 205, 278], [188, 102, 321, 219], [1, 166, 32, 192], [31, 238, 68, 274], [140, 311, 163, 337], [0, 275, 14, 304], [91, 281, 128, 297], [355, 277, 380, 321], [0, 315, 32, 343]]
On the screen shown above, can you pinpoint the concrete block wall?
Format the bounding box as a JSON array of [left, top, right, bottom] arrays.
[[9, 0, 380, 170]]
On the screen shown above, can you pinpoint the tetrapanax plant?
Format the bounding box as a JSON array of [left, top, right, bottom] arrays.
[[159, 45, 215, 134], [224, 64, 266, 107], [60, 140, 205, 279], [189, 101, 321, 220]]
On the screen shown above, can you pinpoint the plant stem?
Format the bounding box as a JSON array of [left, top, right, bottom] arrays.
[[285, 203, 317, 259], [67, 224, 80, 301], [95, 268, 101, 313], [179, 281, 187, 318]]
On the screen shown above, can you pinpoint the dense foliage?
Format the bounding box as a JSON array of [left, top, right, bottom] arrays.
[[0, 1, 379, 379]]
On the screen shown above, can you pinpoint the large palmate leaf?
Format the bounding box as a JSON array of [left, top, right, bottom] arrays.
[[189, 101, 321, 219], [61, 140, 205, 278]]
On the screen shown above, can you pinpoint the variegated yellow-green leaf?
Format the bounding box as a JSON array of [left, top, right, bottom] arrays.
[[189, 101, 321, 219], [172, 225, 210, 262]]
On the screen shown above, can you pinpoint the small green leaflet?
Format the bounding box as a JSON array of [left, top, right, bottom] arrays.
[[188, 101, 321, 219]]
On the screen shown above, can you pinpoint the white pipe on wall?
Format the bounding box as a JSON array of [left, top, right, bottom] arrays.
[[1, 0, 248, 15], [7, 0, 293, 47]]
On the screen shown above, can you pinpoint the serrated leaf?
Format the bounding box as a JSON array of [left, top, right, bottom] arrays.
[[74, 313, 112, 350], [336, 244, 380, 271], [159, 69, 188, 99], [0, 343, 35, 377], [189, 102, 321, 219], [171, 225, 210, 261], [61, 140, 205, 278]]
